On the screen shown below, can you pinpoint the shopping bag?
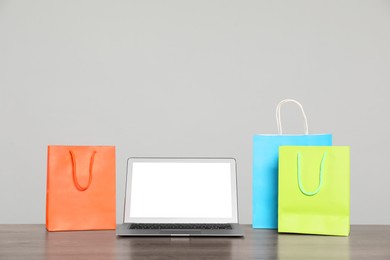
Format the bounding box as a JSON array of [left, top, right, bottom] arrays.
[[46, 145, 116, 231], [252, 99, 332, 229], [278, 146, 350, 236]]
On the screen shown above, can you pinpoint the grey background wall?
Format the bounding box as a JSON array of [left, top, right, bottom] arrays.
[[1, 0, 389, 224]]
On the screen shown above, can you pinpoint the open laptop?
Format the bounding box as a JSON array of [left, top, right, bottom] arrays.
[[116, 157, 243, 237]]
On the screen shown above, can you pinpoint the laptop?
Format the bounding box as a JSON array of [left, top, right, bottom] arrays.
[[116, 157, 243, 237]]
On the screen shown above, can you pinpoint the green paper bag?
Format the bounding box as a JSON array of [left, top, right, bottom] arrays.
[[278, 146, 350, 236]]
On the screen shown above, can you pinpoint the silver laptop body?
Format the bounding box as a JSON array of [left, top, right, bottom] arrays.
[[117, 157, 243, 237]]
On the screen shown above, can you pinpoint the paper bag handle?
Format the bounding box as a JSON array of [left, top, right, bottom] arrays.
[[297, 151, 327, 196], [276, 99, 309, 135], [69, 150, 97, 191]]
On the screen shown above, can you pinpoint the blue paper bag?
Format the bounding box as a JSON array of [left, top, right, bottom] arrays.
[[252, 99, 332, 229]]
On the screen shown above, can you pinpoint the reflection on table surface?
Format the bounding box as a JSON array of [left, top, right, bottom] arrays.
[[277, 233, 349, 260], [0, 225, 389, 260]]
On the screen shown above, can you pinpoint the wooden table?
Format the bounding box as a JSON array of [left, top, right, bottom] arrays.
[[0, 225, 389, 259]]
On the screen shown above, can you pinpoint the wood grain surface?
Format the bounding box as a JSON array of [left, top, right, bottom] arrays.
[[0, 225, 389, 259]]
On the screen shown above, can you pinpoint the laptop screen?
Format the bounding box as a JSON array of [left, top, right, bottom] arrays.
[[124, 158, 238, 223]]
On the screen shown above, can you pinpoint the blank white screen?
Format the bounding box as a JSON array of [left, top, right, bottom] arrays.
[[129, 162, 233, 219]]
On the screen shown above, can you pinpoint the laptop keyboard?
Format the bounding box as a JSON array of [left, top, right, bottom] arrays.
[[129, 223, 232, 230]]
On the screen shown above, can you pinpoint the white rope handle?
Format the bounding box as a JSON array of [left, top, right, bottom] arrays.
[[276, 99, 309, 135]]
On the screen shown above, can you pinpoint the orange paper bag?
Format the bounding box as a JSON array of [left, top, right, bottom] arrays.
[[46, 145, 116, 231]]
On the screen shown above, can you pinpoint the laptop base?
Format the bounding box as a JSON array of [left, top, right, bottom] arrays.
[[116, 223, 244, 237]]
